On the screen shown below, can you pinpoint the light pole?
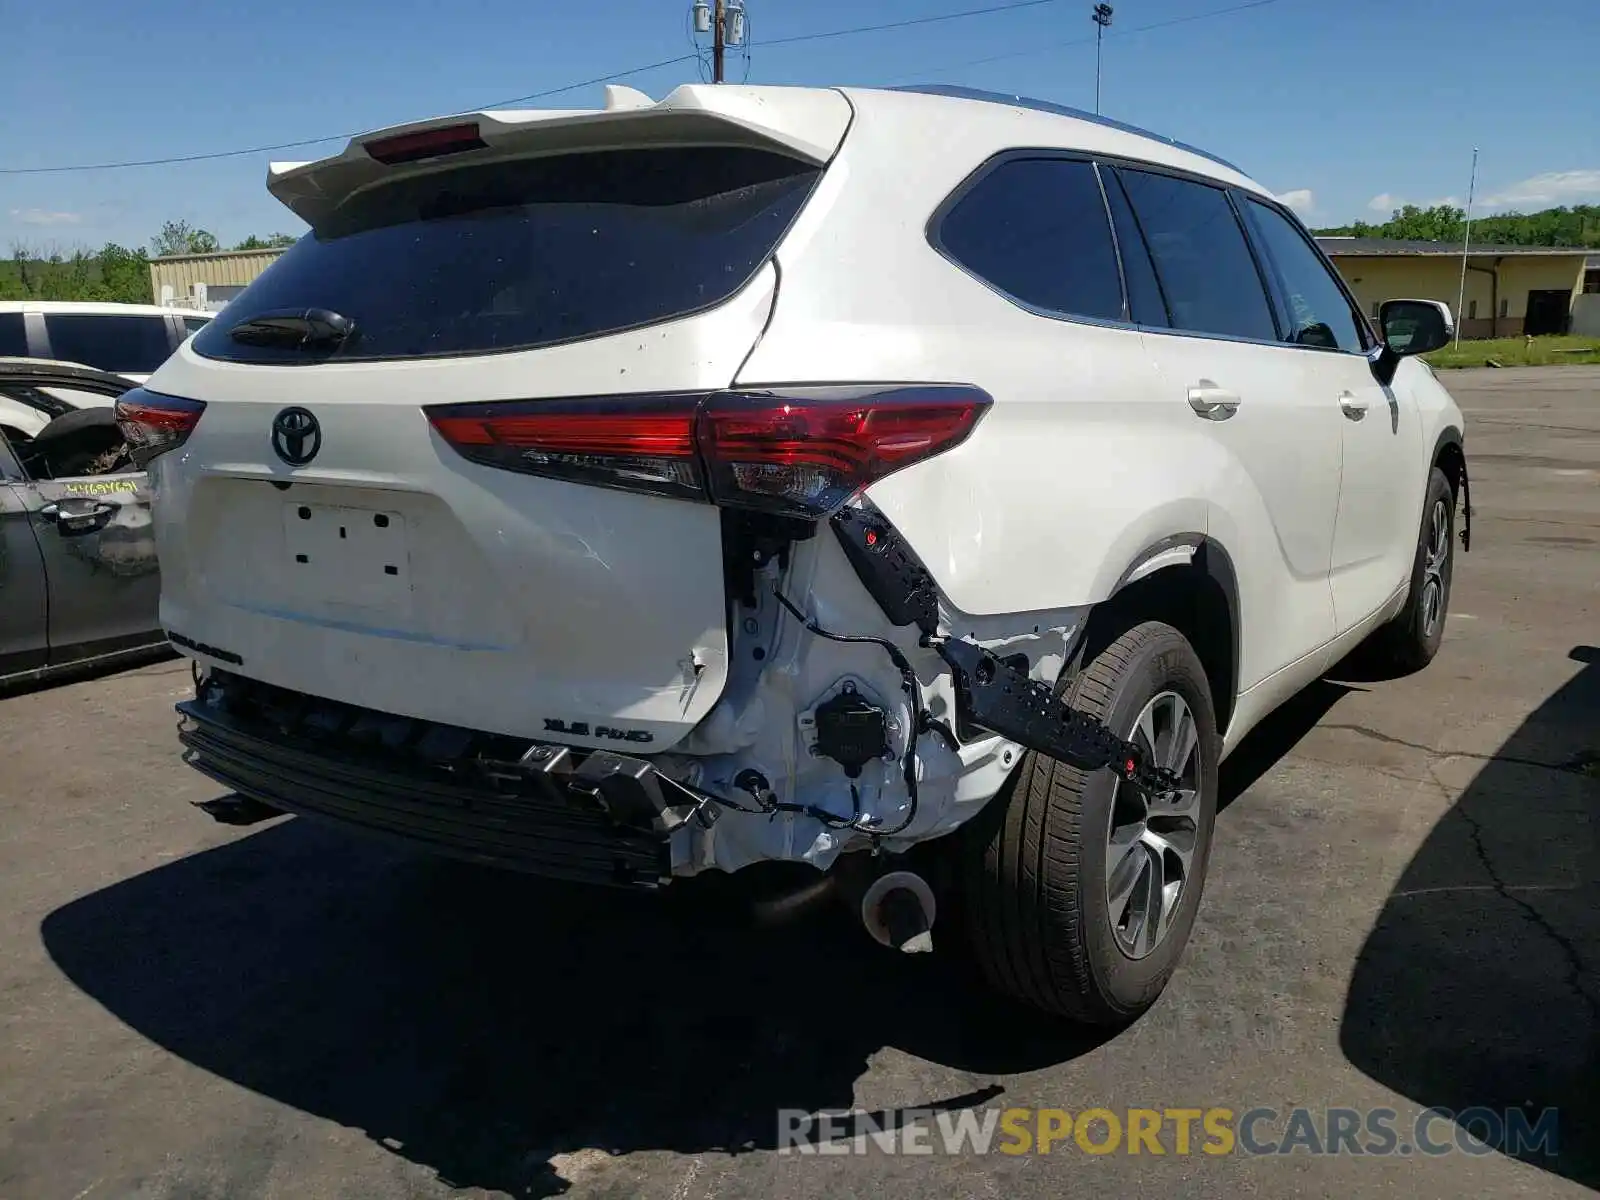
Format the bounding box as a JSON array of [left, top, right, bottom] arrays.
[[1092, 4, 1114, 115], [1454, 147, 1479, 348]]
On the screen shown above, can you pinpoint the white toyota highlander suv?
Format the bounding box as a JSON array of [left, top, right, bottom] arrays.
[[121, 82, 1470, 1022]]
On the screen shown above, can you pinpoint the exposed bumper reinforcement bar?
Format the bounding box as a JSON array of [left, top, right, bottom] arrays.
[[831, 505, 1181, 796], [935, 638, 1179, 794]]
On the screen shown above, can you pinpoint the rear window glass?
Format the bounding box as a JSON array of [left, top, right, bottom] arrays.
[[192, 146, 822, 364], [936, 157, 1124, 323], [43, 314, 175, 375]]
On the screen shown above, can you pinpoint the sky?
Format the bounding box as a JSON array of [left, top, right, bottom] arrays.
[[1, 0, 1596, 252]]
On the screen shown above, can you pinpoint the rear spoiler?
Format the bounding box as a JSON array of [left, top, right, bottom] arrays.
[[266, 83, 853, 227]]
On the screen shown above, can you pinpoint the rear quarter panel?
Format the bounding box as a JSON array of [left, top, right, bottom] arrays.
[[742, 89, 1299, 685]]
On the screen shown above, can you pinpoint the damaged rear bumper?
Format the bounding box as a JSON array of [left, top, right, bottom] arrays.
[[177, 670, 700, 888]]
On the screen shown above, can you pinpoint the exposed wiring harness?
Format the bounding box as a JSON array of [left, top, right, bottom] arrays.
[[771, 587, 959, 837], [668, 587, 959, 840]]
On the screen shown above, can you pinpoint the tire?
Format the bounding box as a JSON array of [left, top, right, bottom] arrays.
[[1365, 467, 1455, 675], [26, 406, 129, 478], [958, 620, 1220, 1024], [30, 405, 120, 444]]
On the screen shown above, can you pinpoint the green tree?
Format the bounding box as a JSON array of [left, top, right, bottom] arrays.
[[234, 232, 297, 250], [98, 243, 153, 304], [0, 241, 152, 303], [1384, 204, 1465, 242], [151, 219, 219, 257], [1316, 202, 1600, 248]]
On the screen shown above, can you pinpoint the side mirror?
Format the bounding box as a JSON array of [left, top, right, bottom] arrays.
[[1371, 299, 1454, 385]]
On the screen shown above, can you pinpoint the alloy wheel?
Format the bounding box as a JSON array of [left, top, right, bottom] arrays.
[[1105, 690, 1202, 960], [1420, 497, 1451, 639]]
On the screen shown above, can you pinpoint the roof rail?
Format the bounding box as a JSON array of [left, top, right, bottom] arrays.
[[888, 84, 1246, 176]]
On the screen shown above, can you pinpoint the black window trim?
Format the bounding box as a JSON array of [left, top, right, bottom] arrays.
[[1233, 192, 1377, 357], [1102, 165, 1173, 329], [924, 148, 1142, 334], [1091, 162, 1133, 325]]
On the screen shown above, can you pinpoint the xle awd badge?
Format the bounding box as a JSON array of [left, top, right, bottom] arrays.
[[271, 407, 321, 466]]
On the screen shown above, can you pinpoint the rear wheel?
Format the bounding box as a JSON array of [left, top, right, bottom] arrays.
[[959, 620, 1219, 1023], [1365, 467, 1455, 674]]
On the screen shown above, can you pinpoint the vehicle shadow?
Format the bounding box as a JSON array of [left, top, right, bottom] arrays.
[[40, 818, 1098, 1196], [35, 664, 1378, 1196], [1339, 646, 1600, 1186]]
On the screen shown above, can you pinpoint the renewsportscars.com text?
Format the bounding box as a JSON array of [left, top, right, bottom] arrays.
[[778, 1105, 1560, 1158]]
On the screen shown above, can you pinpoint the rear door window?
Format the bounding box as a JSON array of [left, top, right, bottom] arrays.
[[191, 146, 823, 364], [935, 156, 1125, 323], [43, 315, 176, 375], [1115, 168, 1278, 342]]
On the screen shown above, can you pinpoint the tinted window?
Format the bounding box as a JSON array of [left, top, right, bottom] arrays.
[[182, 316, 211, 335], [44, 315, 174, 375], [0, 313, 29, 357], [192, 146, 821, 364], [1244, 200, 1366, 352], [1102, 170, 1169, 327], [938, 157, 1124, 322], [1116, 169, 1277, 341]]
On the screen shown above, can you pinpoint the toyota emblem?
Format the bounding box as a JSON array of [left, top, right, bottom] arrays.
[[271, 407, 321, 466]]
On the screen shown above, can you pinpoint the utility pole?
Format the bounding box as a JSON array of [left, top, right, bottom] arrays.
[[713, 0, 726, 84], [694, 0, 744, 83], [1092, 4, 1114, 115], [1454, 147, 1479, 348]]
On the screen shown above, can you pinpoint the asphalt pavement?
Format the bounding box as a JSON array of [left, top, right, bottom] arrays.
[[1, 366, 1596, 1200]]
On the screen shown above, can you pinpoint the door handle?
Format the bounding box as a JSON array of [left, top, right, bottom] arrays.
[[1187, 381, 1241, 420], [1338, 391, 1369, 419], [40, 501, 115, 537]]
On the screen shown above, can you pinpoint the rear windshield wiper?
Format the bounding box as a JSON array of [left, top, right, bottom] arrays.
[[227, 308, 356, 350]]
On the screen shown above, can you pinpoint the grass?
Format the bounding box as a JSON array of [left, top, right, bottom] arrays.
[[1424, 334, 1600, 369]]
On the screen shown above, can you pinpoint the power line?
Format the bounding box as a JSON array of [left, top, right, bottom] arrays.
[[3, 0, 1287, 176], [3, 0, 1060, 176], [0, 53, 701, 175], [894, 0, 1291, 80], [759, 0, 1060, 47]]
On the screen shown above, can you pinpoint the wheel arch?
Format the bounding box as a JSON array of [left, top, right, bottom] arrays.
[[1432, 425, 1466, 494], [1078, 534, 1240, 740]]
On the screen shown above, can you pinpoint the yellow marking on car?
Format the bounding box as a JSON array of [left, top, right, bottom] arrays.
[[62, 479, 138, 495]]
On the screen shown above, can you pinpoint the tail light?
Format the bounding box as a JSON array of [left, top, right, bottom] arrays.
[[425, 385, 990, 518], [115, 388, 207, 468], [426, 394, 704, 501], [700, 387, 989, 517]]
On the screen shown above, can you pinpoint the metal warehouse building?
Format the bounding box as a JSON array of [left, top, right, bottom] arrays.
[[1317, 238, 1590, 340], [149, 248, 286, 312]]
